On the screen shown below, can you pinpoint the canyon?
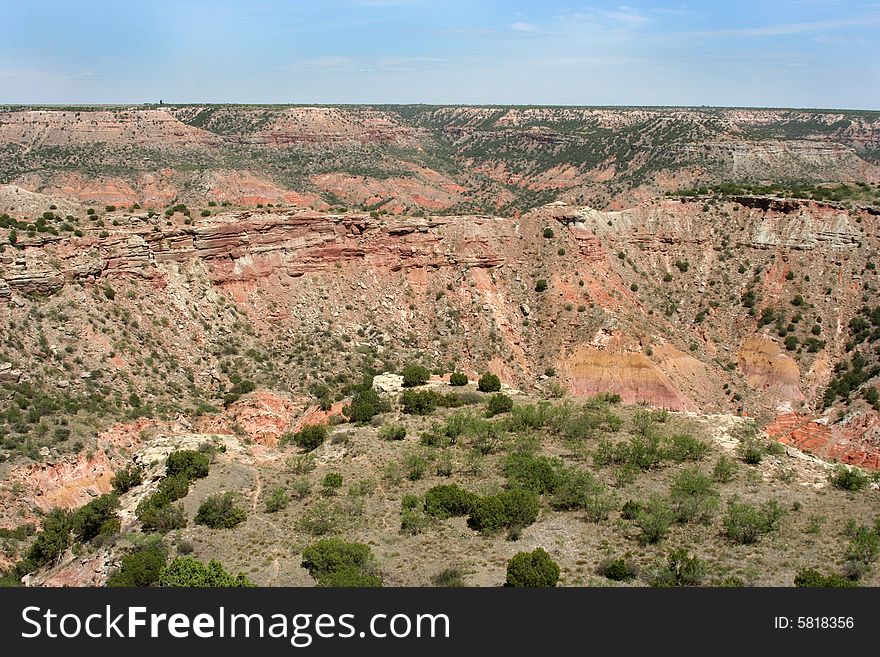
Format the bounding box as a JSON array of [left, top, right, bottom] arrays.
[[0, 105, 878, 587]]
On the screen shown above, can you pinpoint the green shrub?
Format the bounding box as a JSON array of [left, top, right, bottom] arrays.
[[424, 484, 475, 519], [403, 452, 428, 481], [829, 465, 870, 491], [650, 548, 706, 587], [321, 472, 343, 495], [766, 441, 786, 456], [296, 500, 352, 536], [400, 506, 430, 535], [486, 393, 513, 417], [503, 453, 564, 494], [400, 389, 469, 415], [737, 437, 765, 464], [431, 567, 466, 587], [136, 501, 186, 533], [794, 568, 857, 587], [635, 495, 675, 545], [620, 499, 642, 520], [72, 493, 120, 542], [723, 498, 785, 544], [165, 450, 210, 480], [664, 434, 709, 462], [291, 478, 311, 500], [287, 424, 328, 451], [713, 456, 738, 483], [265, 487, 289, 513], [348, 479, 376, 496], [630, 410, 655, 435], [287, 454, 317, 475], [155, 472, 191, 505], [400, 389, 443, 415], [159, 557, 252, 587], [598, 556, 638, 581], [107, 543, 168, 587], [543, 227, 555, 238], [449, 372, 468, 386], [195, 492, 247, 529], [535, 279, 548, 293], [222, 379, 256, 406], [440, 411, 490, 442], [301, 539, 382, 587], [434, 451, 454, 477], [467, 494, 508, 533], [343, 388, 391, 424], [550, 469, 610, 520], [615, 433, 665, 470], [401, 494, 422, 511], [420, 430, 453, 447], [505, 548, 560, 587], [669, 468, 719, 523], [378, 423, 406, 441], [843, 523, 880, 578], [110, 465, 143, 494], [468, 488, 540, 533], [401, 364, 431, 387], [477, 373, 502, 392], [0, 523, 34, 542], [23, 509, 72, 570]]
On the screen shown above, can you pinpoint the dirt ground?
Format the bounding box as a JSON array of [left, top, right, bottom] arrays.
[[163, 402, 880, 587]]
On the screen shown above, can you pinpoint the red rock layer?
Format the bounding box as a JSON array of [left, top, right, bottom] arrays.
[[766, 412, 880, 470]]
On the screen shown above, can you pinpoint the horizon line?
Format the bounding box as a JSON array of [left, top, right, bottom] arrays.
[[1, 102, 879, 113]]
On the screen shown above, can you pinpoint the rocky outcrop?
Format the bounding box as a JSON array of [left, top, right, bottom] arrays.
[[564, 346, 696, 411], [215, 390, 298, 447], [0, 362, 21, 383], [737, 336, 804, 405], [767, 412, 880, 470], [3, 271, 65, 296], [0, 211, 507, 294], [0, 451, 117, 526], [747, 205, 861, 250], [24, 550, 113, 588]]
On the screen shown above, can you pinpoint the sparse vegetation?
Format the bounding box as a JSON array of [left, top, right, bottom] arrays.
[[505, 548, 560, 587], [1, 108, 879, 590], [110, 464, 143, 493], [722, 498, 785, 544], [195, 492, 247, 529], [285, 424, 329, 451], [829, 465, 870, 492], [401, 363, 430, 387], [477, 373, 502, 393], [301, 539, 382, 587]]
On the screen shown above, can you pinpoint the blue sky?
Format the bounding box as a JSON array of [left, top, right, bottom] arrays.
[[0, 0, 878, 107]]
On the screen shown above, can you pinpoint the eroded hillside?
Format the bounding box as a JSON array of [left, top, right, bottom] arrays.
[[1, 105, 879, 214]]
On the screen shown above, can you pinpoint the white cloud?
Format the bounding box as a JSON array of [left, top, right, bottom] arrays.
[[511, 22, 539, 32]]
